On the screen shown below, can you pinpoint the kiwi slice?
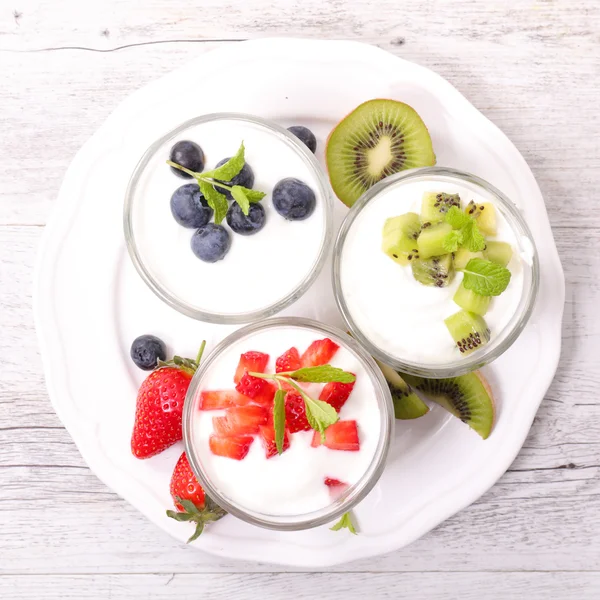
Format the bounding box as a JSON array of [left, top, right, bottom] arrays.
[[326, 99, 436, 207], [417, 222, 453, 259], [382, 213, 421, 265], [377, 361, 429, 419], [402, 372, 495, 439], [453, 283, 490, 316], [453, 248, 484, 270], [466, 201, 497, 236], [412, 254, 454, 287], [484, 241, 513, 267], [421, 192, 461, 223], [445, 310, 491, 355]]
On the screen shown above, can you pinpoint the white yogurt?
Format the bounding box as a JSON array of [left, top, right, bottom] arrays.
[[340, 179, 527, 365], [191, 326, 381, 516], [132, 119, 326, 315]]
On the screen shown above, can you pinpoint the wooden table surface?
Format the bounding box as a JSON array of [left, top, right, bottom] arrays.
[[1, 1, 599, 598]]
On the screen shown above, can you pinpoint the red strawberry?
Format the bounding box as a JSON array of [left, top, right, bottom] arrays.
[[234, 351, 269, 384], [213, 405, 268, 436], [167, 451, 227, 542], [324, 477, 349, 499], [324, 477, 346, 487], [235, 372, 276, 405], [301, 338, 340, 367], [311, 420, 360, 451], [131, 367, 192, 459], [319, 378, 356, 412], [209, 434, 254, 460], [259, 424, 290, 458], [199, 389, 250, 410], [276, 347, 302, 373], [284, 392, 311, 433]]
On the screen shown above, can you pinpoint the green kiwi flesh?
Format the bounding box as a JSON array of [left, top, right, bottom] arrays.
[[453, 283, 490, 316], [484, 241, 513, 267], [466, 200, 497, 235], [326, 99, 436, 207], [417, 222, 453, 259], [421, 192, 461, 223], [444, 310, 491, 355], [402, 372, 495, 439], [382, 213, 421, 265], [454, 248, 484, 270], [411, 254, 455, 287], [377, 361, 429, 419]]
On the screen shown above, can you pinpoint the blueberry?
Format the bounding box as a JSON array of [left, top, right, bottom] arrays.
[[170, 183, 213, 228], [191, 224, 231, 262], [214, 158, 254, 199], [130, 335, 167, 371], [169, 140, 205, 178], [287, 126, 317, 153], [226, 202, 266, 236], [272, 178, 316, 221]]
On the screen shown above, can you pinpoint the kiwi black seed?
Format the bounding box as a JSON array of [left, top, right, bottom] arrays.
[[326, 99, 436, 207]]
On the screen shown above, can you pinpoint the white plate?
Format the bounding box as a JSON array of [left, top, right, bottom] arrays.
[[34, 38, 564, 567]]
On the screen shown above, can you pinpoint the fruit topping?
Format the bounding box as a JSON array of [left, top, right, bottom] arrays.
[[377, 360, 429, 420], [484, 241, 513, 267], [226, 202, 266, 235], [191, 223, 231, 263], [453, 248, 484, 270], [170, 183, 214, 228], [234, 351, 270, 384], [466, 200, 497, 236], [212, 405, 269, 436], [275, 347, 302, 373], [311, 420, 360, 451], [235, 372, 277, 405], [417, 222, 453, 259], [287, 125, 317, 153], [213, 157, 255, 200], [130, 334, 167, 371], [199, 389, 250, 410], [324, 477, 349, 498], [411, 254, 455, 288], [381, 212, 421, 265], [283, 392, 311, 433], [420, 191, 461, 223], [300, 338, 340, 368], [444, 310, 491, 355], [318, 379, 356, 412], [209, 434, 254, 460], [259, 424, 290, 458], [453, 283, 491, 316], [325, 99, 436, 207], [273, 177, 316, 221], [169, 140, 205, 178]]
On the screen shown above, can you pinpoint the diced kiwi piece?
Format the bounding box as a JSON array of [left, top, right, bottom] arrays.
[[421, 192, 461, 223], [381, 213, 421, 265], [453, 248, 484, 270], [325, 99, 436, 207], [377, 361, 429, 419], [411, 254, 455, 287], [417, 222, 453, 259], [453, 283, 490, 316], [402, 371, 495, 439], [466, 200, 497, 236], [444, 310, 491, 355], [484, 241, 513, 267]]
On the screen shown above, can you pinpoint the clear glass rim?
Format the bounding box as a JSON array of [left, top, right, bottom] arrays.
[[182, 317, 395, 531], [123, 113, 334, 325], [332, 166, 540, 378]]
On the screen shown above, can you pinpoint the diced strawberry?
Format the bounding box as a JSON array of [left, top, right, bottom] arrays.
[[311, 420, 360, 451], [199, 390, 250, 410], [284, 392, 311, 433], [275, 347, 302, 373], [319, 378, 356, 412], [234, 351, 269, 384], [212, 405, 268, 436], [324, 477, 346, 487], [235, 372, 276, 406], [259, 425, 290, 459], [324, 477, 349, 499], [209, 434, 254, 460], [300, 338, 340, 367]]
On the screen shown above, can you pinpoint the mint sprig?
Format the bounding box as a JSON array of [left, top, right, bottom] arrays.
[[330, 511, 357, 535], [444, 206, 486, 252], [273, 387, 286, 455], [284, 365, 356, 384], [167, 141, 266, 223], [463, 258, 511, 296]]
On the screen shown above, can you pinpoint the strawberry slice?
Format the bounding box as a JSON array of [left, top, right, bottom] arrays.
[[301, 338, 340, 368], [213, 405, 268, 436], [234, 351, 269, 384], [209, 434, 254, 460], [199, 390, 250, 410], [276, 347, 302, 373], [324, 477, 349, 499], [235, 372, 276, 406], [259, 424, 290, 458], [319, 378, 356, 412], [311, 420, 360, 451], [284, 392, 311, 433]]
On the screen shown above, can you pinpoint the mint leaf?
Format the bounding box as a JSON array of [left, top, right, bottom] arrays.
[[209, 142, 245, 181], [444, 206, 486, 252], [330, 511, 357, 534], [231, 185, 250, 215], [442, 229, 464, 253], [444, 206, 471, 230], [463, 258, 511, 296], [288, 365, 356, 384], [240, 187, 266, 202], [273, 388, 286, 455], [199, 180, 228, 224], [303, 394, 339, 438], [462, 221, 486, 252]]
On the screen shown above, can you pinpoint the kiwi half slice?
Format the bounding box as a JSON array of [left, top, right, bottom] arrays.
[[326, 99, 436, 207], [402, 372, 495, 439], [377, 361, 429, 419]]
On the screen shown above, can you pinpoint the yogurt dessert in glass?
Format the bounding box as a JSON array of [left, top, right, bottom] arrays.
[[183, 318, 393, 530], [333, 167, 539, 378], [124, 114, 333, 323]]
